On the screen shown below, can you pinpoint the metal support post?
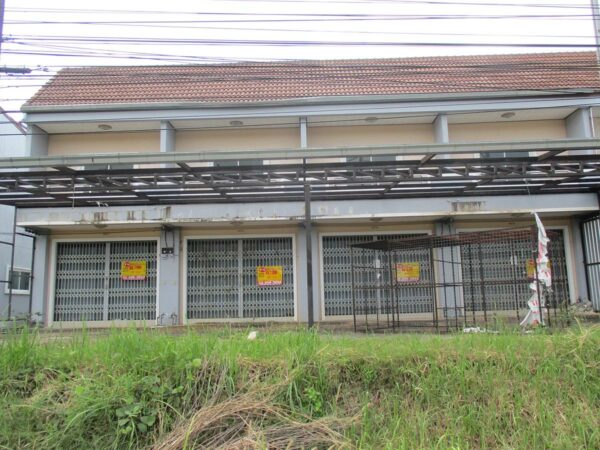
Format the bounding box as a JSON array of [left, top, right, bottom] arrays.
[[304, 183, 314, 328], [7, 207, 17, 319], [28, 235, 36, 321]]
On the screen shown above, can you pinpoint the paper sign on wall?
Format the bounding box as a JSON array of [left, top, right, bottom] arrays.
[[256, 266, 283, 286], [121, 260, 147, 280], [396, 262, 420, 282], [526, 259, 551, 279]]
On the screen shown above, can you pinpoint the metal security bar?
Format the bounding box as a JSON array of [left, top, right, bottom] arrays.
[[322, 234, 429, 317], [54, 242, 106, 322], [242, 238, 294, 318], [350, 227, 570, 332], [54, 240, 157, 322], [108, 241, 157, 321], [461, 231, 569, 316], [187, 237, 294, 320], [187, 239, 239, 319], [582, 216, 600, 311]]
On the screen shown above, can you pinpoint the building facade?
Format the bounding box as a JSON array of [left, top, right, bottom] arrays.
[[3, 52, 600, 327]]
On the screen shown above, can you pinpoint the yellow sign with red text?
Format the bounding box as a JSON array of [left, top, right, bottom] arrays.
[[121, 260, 147, 281], [256, 266, 283, 286], [396, 262, 420, 282]]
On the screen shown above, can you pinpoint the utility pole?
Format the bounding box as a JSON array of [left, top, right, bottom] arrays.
[[0, 0, 4, 57], [593, 0, 600, 63]]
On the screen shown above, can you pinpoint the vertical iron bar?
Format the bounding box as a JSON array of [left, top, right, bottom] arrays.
[[430, 245, 439, 332], [468, 243, 476, 326], [304, 183, 314, 328], [388, 249, 396, 332], [351, 246, 357, 332], [7, 207, 17, 320], [478, 240, 488, 327], [449, 242, 460, 331]]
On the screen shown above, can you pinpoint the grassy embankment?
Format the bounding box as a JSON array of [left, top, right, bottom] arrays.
[[0, 326, 599, 449]]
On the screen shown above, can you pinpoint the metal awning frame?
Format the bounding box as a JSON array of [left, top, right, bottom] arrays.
[[1, 140, 600, 208]]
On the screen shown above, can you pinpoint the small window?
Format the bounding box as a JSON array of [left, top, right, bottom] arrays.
[[4, 267, 31, 295]]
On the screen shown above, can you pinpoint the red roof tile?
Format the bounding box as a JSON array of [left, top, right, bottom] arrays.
[[24, 52, 600, 108]]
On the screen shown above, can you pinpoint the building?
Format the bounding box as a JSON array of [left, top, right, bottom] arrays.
[[0, 109, 33, 321], [1, 51, 600, 327]]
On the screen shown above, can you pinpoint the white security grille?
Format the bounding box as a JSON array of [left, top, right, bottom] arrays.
[[322, 234, 431, 316], [187, 237, 294, 319], [54, 241, 157, 322], [582, 217, 600, 311]]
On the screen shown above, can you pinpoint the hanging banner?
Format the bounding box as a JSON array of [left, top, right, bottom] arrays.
[[526, 259, 551, 279], [121, 260, 147, 280], [396, 262, 420, 282], [521, 212, 551, 327], [256, 266, 283, 286]]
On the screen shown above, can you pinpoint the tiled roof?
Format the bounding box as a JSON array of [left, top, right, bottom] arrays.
[[24, 52, 600, 108]]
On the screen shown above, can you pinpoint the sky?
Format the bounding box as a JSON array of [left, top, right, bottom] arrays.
[[0, 0, 597, 120]]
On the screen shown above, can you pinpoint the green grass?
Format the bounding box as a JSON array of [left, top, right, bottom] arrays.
[[0, 325, 599, 449]]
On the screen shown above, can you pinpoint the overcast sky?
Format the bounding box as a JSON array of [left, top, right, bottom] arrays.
[[1, 0, 597, 120]]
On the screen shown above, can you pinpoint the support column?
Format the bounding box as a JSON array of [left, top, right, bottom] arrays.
[[26, 124, 48, 157], [566, 107, 594, 138], [433, 114, 449, 144], [160, 121, 175, 152], [31, 233, 50, 326], [297, 222, 320, 323], [157, 227, 181, 325], [434, 220, 464, 321], [299, 117, 308, 149]]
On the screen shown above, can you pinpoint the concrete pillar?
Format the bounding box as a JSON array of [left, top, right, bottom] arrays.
[[566, 107, 594, 139], [299, 117, 308, 148], [157, 227, 181, 325], [297, 225, 320, 322], [31, 233, 50, 325], [26, 124, 48, 157], [433, 114, 449, 144], [570, 218, 589, 303], [434, 220, 464, 319], [160, 121, 175, 152]]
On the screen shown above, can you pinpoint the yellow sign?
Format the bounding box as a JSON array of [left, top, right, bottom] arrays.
[[526, 259, 551, 279], [396, 262, 420, 282], [121, 260, 147, 281], [256, 266, 283, 286]]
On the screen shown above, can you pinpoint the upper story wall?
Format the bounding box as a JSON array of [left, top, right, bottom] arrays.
[[48, 132, 160, 155], [33, 113, 587, 157], [308, 124, 434, 147], [449, 119, 567, 142], [176, 127, 298, 151]]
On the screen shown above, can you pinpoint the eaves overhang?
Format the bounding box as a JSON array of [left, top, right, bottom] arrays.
[[22, 92, 600, 127], [21, 89, 600, 114]]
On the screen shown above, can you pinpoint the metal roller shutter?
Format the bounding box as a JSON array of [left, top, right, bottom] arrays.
[[54, 240, 157, 322], [187, 237, 294, 320]]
